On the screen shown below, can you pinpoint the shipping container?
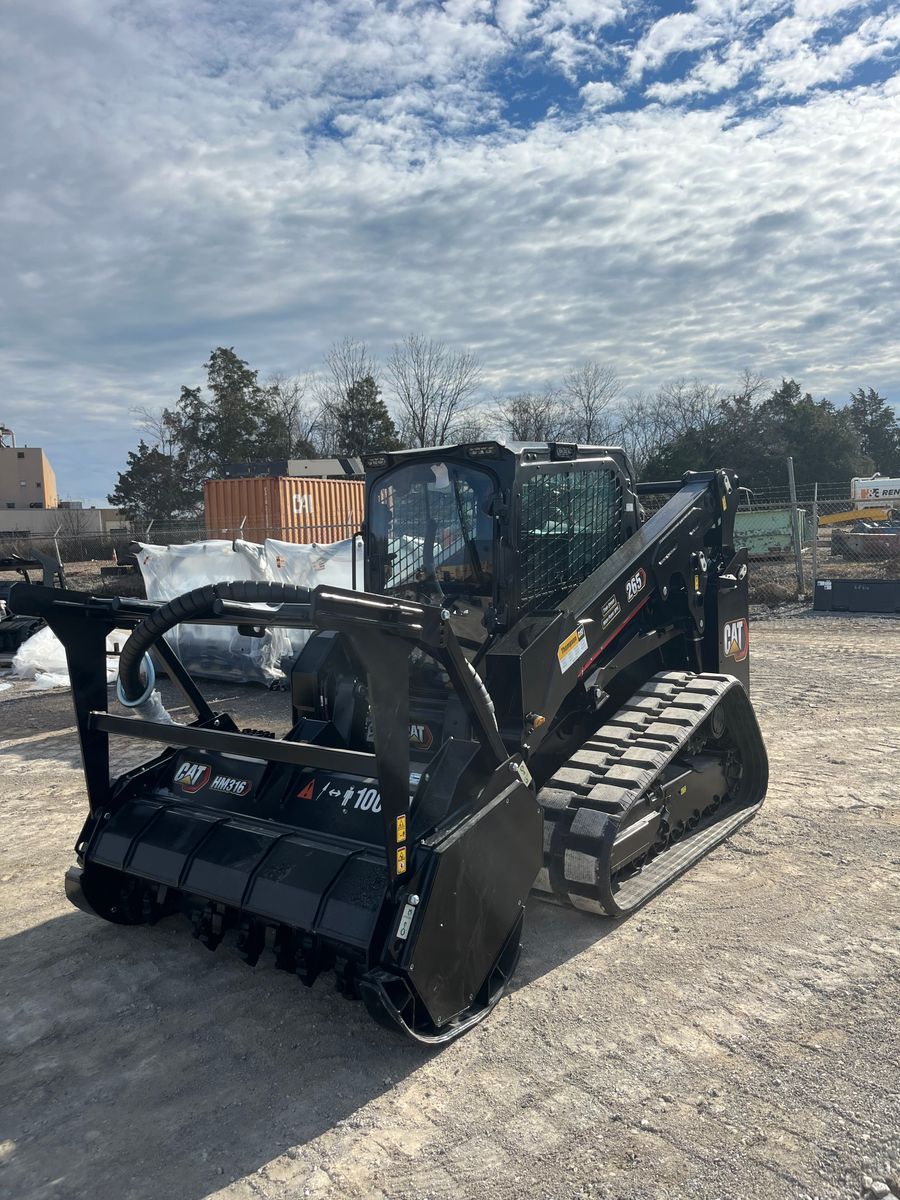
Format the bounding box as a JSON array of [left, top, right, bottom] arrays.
[[204, 476, 364, 544]]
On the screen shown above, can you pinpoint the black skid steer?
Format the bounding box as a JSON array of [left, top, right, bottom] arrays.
[[10, 441, 768, 1042]]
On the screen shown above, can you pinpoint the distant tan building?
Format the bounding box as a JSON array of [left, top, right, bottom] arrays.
[[0, 426, 126, 542], [0, 436, 59, 511]]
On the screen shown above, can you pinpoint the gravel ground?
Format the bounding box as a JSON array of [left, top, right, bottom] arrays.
[[1, 610, 898, 1200]]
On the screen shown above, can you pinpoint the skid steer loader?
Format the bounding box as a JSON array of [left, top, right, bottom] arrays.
[[10, 441, 767, 1042]]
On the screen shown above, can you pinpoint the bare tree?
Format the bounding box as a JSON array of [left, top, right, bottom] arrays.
[[265, 372, 319, 456], [656, 377, 721, 441], [728, 368, 770, 408], [615, 390, 670, 476], [314, 337, 381, 454], [562, 361, 620, 443], [386, 333, 482, 447], [497, 389, 569, 441], [133, 405, 178, 456], [320, 336, 377, 404], [449, 408, 494, 443]]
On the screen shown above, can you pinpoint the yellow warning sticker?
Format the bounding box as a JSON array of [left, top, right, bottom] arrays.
[[396, 814, 407, 842], [557, 624, 589, 673], [396, 846, 407, 874]]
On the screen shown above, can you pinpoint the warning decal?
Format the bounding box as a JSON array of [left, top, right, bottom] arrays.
[[557, 624, 589, 673]]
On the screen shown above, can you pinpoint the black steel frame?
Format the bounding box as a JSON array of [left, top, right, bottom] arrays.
[[7, 582, 510, 895]]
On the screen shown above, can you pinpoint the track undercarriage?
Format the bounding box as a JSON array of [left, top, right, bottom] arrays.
[[535, 671, 767, 916]]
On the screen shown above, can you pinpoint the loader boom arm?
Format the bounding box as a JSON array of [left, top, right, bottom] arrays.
[[485, 470, 745, 753]]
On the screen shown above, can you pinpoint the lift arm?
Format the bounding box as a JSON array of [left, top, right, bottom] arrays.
[[485, 470, 741, 750]]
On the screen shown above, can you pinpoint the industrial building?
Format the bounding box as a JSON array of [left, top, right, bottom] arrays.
[[0, 425, 58, 511], [0, 424, 123, 541]]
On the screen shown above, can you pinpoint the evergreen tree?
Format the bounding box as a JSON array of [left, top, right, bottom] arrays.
[[163, 348, 271, 493], [847, 387, 900, 474], [641, 377, 870, 487], [328, 375, 401, 455], [108, 441, 195, 523]]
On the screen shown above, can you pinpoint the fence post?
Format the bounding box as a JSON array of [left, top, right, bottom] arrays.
[[811, 482, 819, 590], [786, 457, 805, 596]]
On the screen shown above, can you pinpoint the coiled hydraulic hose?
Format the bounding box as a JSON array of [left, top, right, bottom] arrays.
[[117, 581, 313, 704]]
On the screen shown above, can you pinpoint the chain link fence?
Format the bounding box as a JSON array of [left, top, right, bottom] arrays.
[[3, 475, 898, 607], [729, 482, 898, 605], [634, 476, 899, 606], [0, 519, 361, 567]]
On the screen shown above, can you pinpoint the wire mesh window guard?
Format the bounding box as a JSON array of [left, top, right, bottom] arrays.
[[519, 469, 624, 608]]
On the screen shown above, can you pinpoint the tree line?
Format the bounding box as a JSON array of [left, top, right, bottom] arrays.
[[109, 339, 900, 523]]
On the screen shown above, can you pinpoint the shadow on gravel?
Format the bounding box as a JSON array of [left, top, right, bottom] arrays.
[[0, 689, 80, 742], [1, 894, 625, 1199], [0, 911, 422, 1200], [514, 899, 624, 992]]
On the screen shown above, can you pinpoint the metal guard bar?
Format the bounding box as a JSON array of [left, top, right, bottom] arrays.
[[90, 713, 379, 776]]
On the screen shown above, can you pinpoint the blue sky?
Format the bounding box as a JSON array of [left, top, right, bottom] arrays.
[[1, 0, 899, 502]]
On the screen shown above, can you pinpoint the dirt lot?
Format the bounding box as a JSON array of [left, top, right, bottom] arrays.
[[1, 610, 898, 1200]]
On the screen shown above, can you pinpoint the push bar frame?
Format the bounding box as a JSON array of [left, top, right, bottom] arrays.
[[8, 582, 509, 893]]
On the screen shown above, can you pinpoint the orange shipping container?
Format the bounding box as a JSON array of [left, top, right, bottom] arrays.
[[204, 476, 364, 544]]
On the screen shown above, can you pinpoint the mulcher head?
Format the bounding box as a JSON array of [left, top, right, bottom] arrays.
[[11, 580, 541, 1043]]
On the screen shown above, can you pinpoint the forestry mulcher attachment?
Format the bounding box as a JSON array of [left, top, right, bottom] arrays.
[[10, 442, 767, 1042]]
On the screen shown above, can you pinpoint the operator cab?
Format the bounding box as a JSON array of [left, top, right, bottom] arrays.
[[367, 456, 499, 653], [364, 441, 639, 653]]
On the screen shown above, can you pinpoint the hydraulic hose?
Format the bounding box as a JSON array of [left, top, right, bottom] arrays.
[[117, 581, 313, 703], [462, 655, 497, 727]]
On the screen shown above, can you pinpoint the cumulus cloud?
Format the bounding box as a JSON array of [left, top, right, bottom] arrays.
[[0, 0, 898, 498], [580, 79, 624, 107], [635, 0, 893, 102], [758, 8, 900, 95]]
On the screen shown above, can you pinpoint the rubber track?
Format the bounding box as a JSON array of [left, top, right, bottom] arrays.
[[533, 670, 766, 918]]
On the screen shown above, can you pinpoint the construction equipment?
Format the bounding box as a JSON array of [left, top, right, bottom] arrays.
[[9, 441, 768, 1042], [851, 474, 900, 507], [0, 550, 66, 659], [831, 512, 900, 561]]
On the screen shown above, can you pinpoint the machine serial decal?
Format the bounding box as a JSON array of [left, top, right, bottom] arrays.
[[601, 594, 622, 629], [209, 774, 253, 797], [174, 762, 212, 793], [723, 617, 749, 662], [557, 624, 588, 672], [625, 568, 647, 603]]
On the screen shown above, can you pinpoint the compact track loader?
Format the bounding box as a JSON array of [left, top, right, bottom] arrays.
[[10, 441, 768, 1042]]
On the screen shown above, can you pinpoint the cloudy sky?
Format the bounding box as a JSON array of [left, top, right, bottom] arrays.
[[2, 0, 899, 502]]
